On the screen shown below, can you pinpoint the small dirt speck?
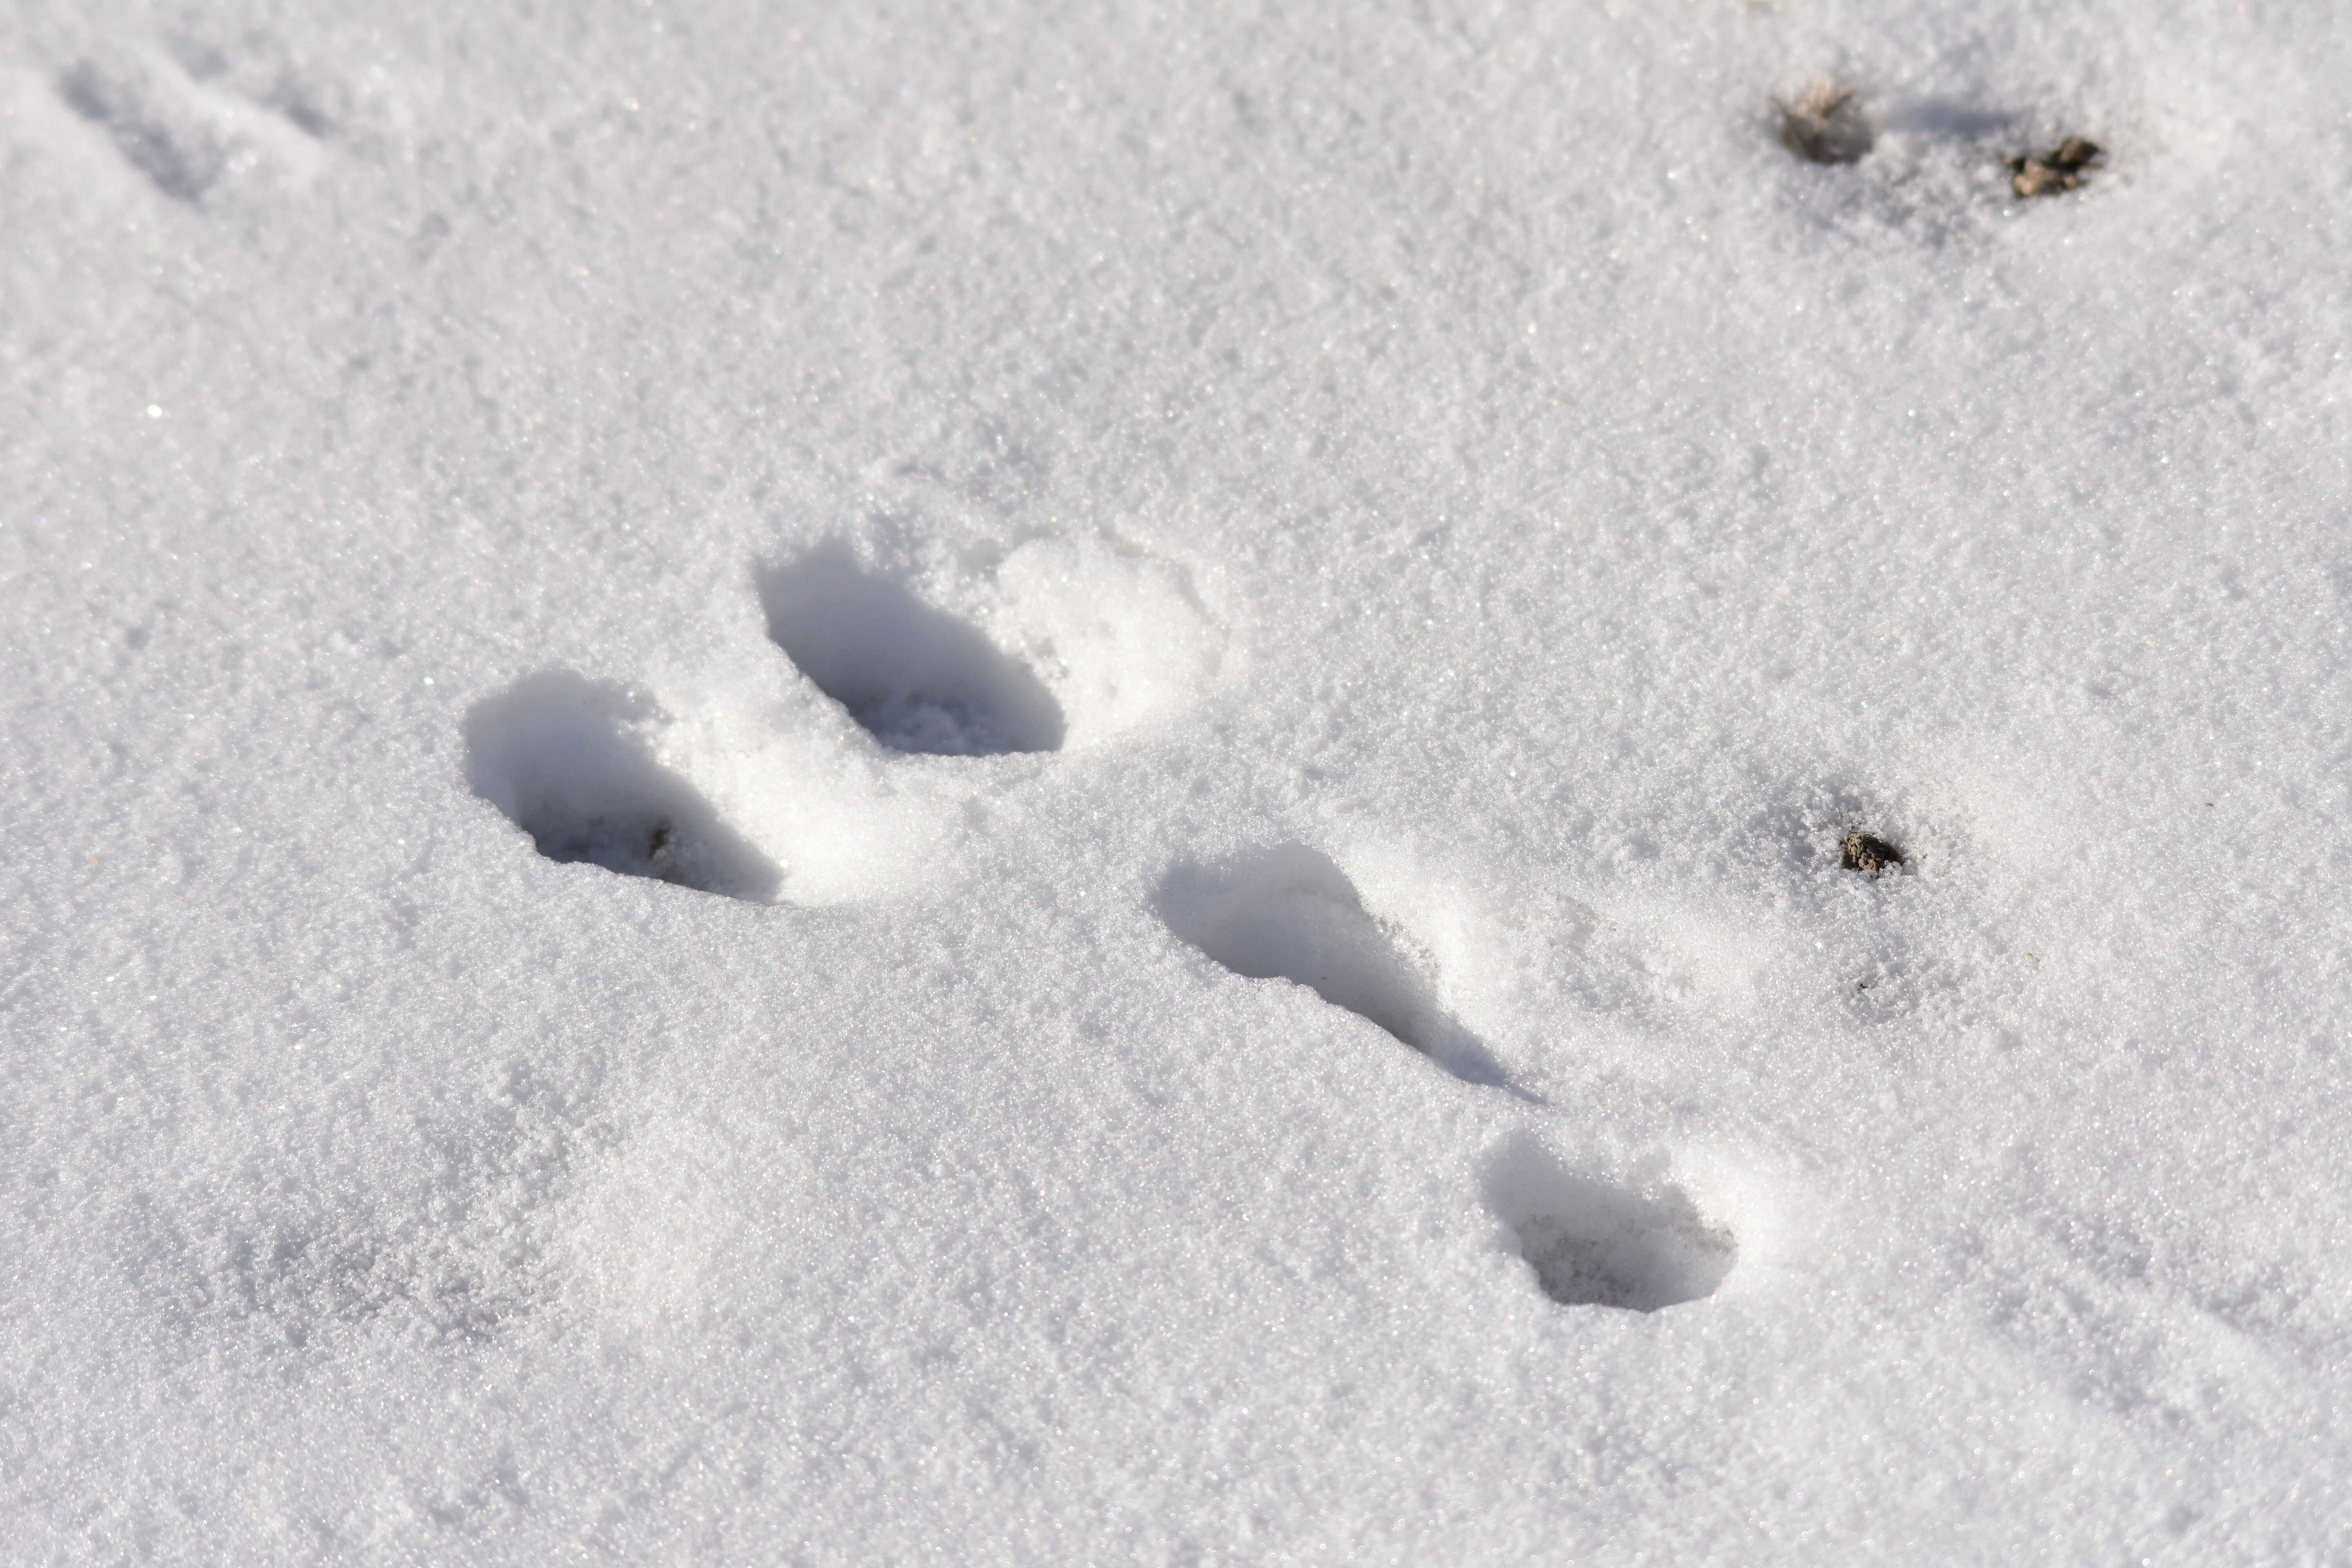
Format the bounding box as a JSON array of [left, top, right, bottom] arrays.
[[1842, 831, 1905, 876], [1777, 82, 1873, 166], [2007, 137, 2102, 198]]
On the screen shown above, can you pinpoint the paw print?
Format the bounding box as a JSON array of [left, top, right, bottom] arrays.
[[466, 531, 1750, 1315], [55, 30, 358, 206], [465, 533, 1220, 906]]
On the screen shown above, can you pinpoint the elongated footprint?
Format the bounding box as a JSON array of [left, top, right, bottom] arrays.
[[1155, 843, 1516, 1091]]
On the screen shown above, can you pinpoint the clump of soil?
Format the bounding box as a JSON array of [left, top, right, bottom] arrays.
[[1777, 82, 1873, 166], [1842, 831, 1906, 876], [2007, 137, 2102, 198]]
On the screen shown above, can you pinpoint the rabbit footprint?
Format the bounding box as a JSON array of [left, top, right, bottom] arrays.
[[465, 536, 1219, 904], [1158, 841, 1739, 1313]]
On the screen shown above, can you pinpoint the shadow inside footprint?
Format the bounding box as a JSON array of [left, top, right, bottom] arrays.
[[1156, 844, 1513, 1089], [1483, 1138, 1736, 1312], [60, 60, 222, 203], [464, 671, 781, 902], [757, 543, 1063, 757]]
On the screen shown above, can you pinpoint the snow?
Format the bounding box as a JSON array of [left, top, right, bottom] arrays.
[[4, 0, 2349, 1560]]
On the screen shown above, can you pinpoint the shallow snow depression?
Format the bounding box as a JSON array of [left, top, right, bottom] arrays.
[[4, 0, 2350, 1561]]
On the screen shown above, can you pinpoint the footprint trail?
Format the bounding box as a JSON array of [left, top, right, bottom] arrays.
[[1158, 842, 1739, 1312]]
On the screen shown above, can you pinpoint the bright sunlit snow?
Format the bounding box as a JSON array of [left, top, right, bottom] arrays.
[[5, 1, 2349, 1561]]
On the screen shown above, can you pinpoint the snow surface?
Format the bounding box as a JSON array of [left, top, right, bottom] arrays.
[[4, 0, 2351, 1561]]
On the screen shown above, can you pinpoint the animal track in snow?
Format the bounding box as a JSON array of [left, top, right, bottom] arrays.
[[56, 40, 336, 205], [1484, 1136, 1737, 1313], [459, 534, 1216, 903], [1156, 844, 1738, 1310], [1156, 843, 1514, 1091], [464, 672, 781, 902], [60, 56, 225, 202], [759, 543, 1065, 757], [164, 30, 350, 141]]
